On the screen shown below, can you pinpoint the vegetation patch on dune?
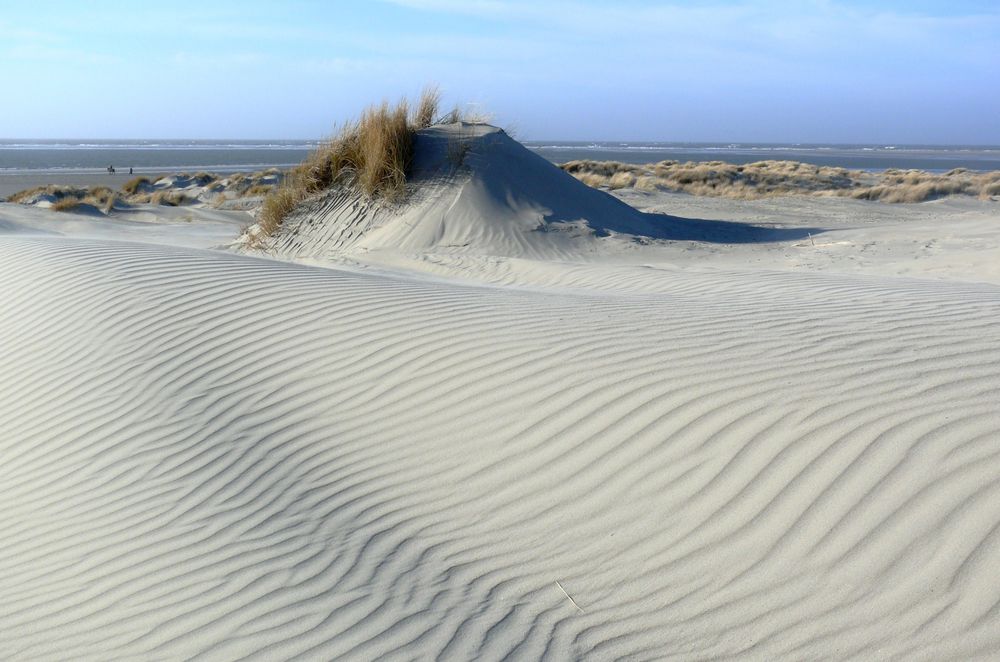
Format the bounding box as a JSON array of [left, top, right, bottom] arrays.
[[7, 185, 119, 213], [256, 86, 442, 237], [562, 159, 1000, 202], [5, 169, 282, 212]]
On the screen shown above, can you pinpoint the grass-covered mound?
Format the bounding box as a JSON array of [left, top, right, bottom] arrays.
[[6, 185, 119, 213], [562, 159, 1000, 202], [258, 87, 442, 236]]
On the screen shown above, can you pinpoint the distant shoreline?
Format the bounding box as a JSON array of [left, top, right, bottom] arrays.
[[0, 167, 282, 200], [3, 140, 1000, 176]]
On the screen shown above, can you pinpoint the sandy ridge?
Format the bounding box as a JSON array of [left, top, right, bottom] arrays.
[[1, 234, 999, 659]]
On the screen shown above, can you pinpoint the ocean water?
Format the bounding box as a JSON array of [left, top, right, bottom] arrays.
[[1, 139, 998, 175], [0, 140, 317, 175], [525, 142, 1000, 172]]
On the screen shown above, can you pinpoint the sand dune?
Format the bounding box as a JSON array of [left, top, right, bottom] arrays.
[[245, 124, 712, 262], [2, 124, 1000, 660], [561, 158, 1000, 203]]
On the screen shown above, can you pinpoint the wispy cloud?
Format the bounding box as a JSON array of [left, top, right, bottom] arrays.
[[2, 1, 996, 141]]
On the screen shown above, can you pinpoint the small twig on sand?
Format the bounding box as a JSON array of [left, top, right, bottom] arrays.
[[555, 580, 585, 613]]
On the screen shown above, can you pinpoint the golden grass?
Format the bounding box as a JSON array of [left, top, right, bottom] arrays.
[[443, 106, 461, 124], [6, 166, 282, 211], [414, 84, 441, 129], [258, 187, 304, 236], [6, 186, 50, 204], [50, 197, 81, 212], [150, 191, 187, 206], [7, 185, 119, 213], [257, 95, 425, 237], [121, 176, 151, 195], [357, 100, 413, 196], [562, 159, 1000, 203], [244, 184, 274, 197]]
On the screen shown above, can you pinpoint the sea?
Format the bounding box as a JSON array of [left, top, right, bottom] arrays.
[[1, 139, 999, 176], [525, 142, 1000, 172]]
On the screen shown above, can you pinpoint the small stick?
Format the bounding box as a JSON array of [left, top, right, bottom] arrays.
[[555, 580, 585, 613]]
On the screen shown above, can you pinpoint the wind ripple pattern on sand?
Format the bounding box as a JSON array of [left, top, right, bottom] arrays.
[[1, 236, 999, 660]]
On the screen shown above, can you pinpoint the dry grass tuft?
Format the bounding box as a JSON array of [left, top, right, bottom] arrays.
[[6, 186, 50, 204], [356, 100, 413, 196], [121, 176, 151, 195], [50, 197, 81, 212], [244, 184, 274, 197], [258, 187, 304, 236], [257, 94, 425, 237], [443, 106, 461, 124], [86, 187, 118, 212], [150, 191, 187, 206], [414, 84, 441, 129]]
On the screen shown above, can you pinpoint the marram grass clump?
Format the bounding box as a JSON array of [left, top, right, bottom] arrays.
[[256, 86, 442, 237]]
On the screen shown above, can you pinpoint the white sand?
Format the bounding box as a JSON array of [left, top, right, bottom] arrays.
[[1, 124, 999, 660]]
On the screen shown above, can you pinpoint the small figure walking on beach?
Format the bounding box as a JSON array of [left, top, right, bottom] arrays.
[[129, 167, 133, 175]]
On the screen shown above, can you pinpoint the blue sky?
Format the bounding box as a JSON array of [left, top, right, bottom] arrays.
[[1, 0, 997, 142]]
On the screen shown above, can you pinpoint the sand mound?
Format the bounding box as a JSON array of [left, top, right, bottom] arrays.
[[1, 233, 999, 659], [244, 123, 814, 262], [4, 170, 281, 215]]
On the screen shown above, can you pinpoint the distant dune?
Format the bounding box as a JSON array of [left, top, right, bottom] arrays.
[[562, 158, 1000, 202]]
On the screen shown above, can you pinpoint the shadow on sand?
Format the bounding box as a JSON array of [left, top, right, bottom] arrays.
[[623, 212, 824, 244]]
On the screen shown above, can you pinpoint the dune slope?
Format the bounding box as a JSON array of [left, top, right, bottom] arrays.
[[2, 233, 1000, 660], [250, 124, 816, 265]]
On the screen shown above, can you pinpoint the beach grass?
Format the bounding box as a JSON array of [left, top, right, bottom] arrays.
[[257, 88, 443, 237]]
